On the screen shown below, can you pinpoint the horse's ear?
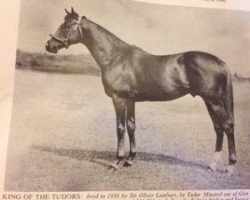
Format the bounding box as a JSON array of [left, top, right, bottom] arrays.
[[65, 8, 70, 15], [71, 7, 76, 14]]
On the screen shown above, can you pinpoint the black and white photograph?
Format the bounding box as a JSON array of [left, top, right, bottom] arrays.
[[3, 0, 250, 191]]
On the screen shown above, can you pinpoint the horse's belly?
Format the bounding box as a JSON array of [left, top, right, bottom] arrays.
[[132, 86, 189, 101]]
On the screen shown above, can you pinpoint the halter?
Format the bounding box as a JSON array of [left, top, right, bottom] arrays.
[[49, 20, 84, 49]]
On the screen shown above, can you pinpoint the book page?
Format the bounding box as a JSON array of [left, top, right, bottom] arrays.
[[0, 0, 249, 199]]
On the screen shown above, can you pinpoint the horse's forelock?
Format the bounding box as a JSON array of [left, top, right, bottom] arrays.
[[64, 13, 79, 21]]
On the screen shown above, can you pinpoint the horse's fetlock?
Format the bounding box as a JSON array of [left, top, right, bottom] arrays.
[[229, 154, 237, 165], [116, 154, 125, 160], [129, 151, 136, 157]]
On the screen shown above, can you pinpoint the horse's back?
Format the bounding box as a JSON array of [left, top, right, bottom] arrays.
[[104, 47, 231, 102], [128, 49, 229, 101]]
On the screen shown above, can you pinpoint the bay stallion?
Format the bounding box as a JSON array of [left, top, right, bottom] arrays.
[[46, 8, 236, 174]]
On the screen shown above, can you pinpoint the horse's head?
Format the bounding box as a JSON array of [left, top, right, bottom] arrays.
[[46, 7, 84, 53]]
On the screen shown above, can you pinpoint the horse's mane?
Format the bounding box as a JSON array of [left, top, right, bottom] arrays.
[[87, 19, 128, 47]]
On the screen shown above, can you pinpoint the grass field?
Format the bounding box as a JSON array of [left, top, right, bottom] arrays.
[[4, 70, 250, 191]]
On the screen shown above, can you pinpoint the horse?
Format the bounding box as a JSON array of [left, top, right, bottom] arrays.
[[45, 8, 236, 174]]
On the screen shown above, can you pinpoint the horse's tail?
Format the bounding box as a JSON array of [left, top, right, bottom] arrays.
[[223, 65, 234, 124]]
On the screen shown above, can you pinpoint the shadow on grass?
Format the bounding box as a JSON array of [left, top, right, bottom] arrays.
[[32, 145, 210, 171]]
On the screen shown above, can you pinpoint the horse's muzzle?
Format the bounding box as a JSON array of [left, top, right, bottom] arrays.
[[45, 42, 58, 54]]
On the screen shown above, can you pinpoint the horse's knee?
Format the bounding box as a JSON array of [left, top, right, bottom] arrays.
[[117, 126, 125, 134], [116, 127, 125, 144]]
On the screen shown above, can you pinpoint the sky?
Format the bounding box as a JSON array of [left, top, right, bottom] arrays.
[[17, 0, 250, 75]]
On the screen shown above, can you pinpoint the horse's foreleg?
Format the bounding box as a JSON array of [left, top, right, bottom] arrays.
[[112, 96, 127, 167], [205, 101, 224, 171], [125, 100, 136, 166]]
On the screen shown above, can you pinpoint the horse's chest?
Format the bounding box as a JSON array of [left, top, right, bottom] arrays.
[[102, 67, 136, 97]]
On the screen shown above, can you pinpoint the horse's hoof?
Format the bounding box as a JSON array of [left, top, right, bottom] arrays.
[[124, 152, 136, 167], [209, 162, 217, 171], [124, 159, 133, 167], [226, 165, 234, 176]]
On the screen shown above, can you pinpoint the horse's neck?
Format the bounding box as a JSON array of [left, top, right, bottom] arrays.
[[84, 20, 129, 70]]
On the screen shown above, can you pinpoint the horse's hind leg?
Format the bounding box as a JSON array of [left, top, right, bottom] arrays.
[[125, 100, 136, 166], [205, 101, 224, 171], [204, 99, 236, 174], [224, 119, 236, 174]]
